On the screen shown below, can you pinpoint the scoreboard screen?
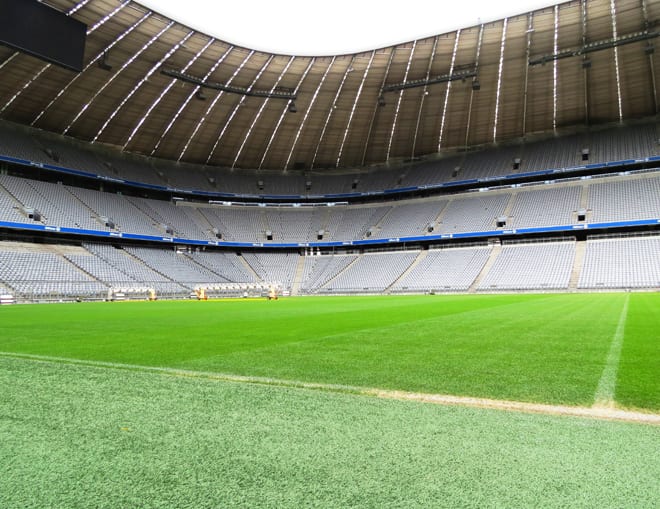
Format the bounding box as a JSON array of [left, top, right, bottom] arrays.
[[0, 0, 86, 72]]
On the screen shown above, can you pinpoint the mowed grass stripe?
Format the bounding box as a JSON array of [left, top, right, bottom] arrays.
[[0, 294, 540, 353], [1, 356, 659, 509], [178, 294, 626, 406], [594, 293, 629, 407], [0, 293, 655, 410], [615, 293, 660, 410]]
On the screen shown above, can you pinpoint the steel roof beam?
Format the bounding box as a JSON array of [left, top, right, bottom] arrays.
[[62, 20, 175, 136], [411, 35, 439, 159], [203, 53, 271, 164], [283, 57, 335, 172], [336, 51, 376, 168], [382, 68, 476, 93], [123, 37, 216, 151], [230, 56, 296, 169], [529, 30, 660, 66], [150, 44, 235, 157], [438, 30, 461, 152], [160, 69, 296, 99], [259, 58, 315, 170], [310, 56, 356, 170]]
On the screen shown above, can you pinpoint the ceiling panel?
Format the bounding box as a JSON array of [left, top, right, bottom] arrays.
[[0, 0, 655, 173]]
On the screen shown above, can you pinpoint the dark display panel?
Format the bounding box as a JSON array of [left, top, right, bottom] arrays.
[[0, 0, 86, 72]]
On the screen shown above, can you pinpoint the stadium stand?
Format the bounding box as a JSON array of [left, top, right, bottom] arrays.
[[588, 174, 660, 223], [0, 241, 106, 299], [373, 200, 445, 239], [1, 119, 657, 197], [0, 123, 44, 162], [125, 196, 213, 240], [323, 205, 392, 241], [0, 175, 103, 230], [123, 246, 227, 285], [265, 208, 326, 243], [3, 169, 660, 244], [0, 176, 38, 224], [508, 185, 582, 228], [241, 252, 300, 291], [587, 123, 658, 164], [65, 186, 163, 236], [320, 251, 420, 293], [436, 193, 511, 234], [579, 235, 660, 289], [0, 0, 658, 307], [1, 119, 660, 300], [462, 144, 522, 180], [520, 134, 583, 172], [477, 240, 576, 291], [198, 207, 268, 243], [391, 245, 493, 292], [298, 254, 360, 294], [83, 243, 188, 296], [182, 250, 258, 283]]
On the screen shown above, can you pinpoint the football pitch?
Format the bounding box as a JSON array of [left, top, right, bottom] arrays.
[[1, 293, 658, 507]]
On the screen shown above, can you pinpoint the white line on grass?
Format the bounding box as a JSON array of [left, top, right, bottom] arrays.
[[593, 293, 629, 408], [0, 350, 657, 425]]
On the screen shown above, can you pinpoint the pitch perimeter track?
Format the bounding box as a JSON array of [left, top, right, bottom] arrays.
[[1, 352, 658, 426]]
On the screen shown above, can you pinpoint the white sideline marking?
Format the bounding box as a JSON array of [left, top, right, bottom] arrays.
[[0, 350, 658, 425], [593, 294, 629, 407]]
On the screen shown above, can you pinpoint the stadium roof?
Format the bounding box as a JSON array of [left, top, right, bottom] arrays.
[[0, 0, 658, 172]]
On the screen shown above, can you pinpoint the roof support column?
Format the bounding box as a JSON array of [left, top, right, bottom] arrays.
[[386, 41, 418, 162], [310, 56, 356, 170], [361, 49, 396, 167], [641, 0, 658, 113], [283, 57, 335, 172], [438, 30, 460, 152], [411, 37, 439, 158], [522, 13, 533, 137], [610, 0, 624, 122], [582, 0, 590, 127], [464, 24, 484, 148]]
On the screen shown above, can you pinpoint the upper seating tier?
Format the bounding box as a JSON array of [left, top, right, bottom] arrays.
[[0, 119, 656, 198]]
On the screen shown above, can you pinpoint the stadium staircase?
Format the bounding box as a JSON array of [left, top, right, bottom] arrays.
[[468, 242, 502, 293], [190, 206, 223, 240], [64, 186, 106, 228], [122, 199, 169, 236], [121, 248, 178, 284], [259, 210, 271, 240], [181, 252, 231, 282], [51, 244, 92, 256], [1, 240, 52, 254], [317, 255, 361, 292], [239, 255, 264, 282], [568, 239, 587, 290], [290, 255, 307, 296], [0, 181, 41, 222], [366, 207, 393, 238], [0, 242, 106, 293], [501, 192, 518, 222], [432, 201, 451, 226], [53, 244, 108, 284], [385, 250, 428, 293], [579, 183, 590, 210]]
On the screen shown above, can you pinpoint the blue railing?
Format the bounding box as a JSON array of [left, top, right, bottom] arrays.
[[0, 153, 652, 202], [1, 218, 658, 250]]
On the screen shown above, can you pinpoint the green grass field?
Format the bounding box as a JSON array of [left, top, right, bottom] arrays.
[[1, 293, 659, 507]]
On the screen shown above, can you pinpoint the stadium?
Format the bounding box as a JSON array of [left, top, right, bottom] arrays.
[[0, 0, 659, 507]]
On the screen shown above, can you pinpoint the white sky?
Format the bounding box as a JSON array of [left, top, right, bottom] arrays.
[[137, 0, 559, 56]]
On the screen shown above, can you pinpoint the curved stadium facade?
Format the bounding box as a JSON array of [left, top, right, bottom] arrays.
[[0, 0, 659, 301]]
